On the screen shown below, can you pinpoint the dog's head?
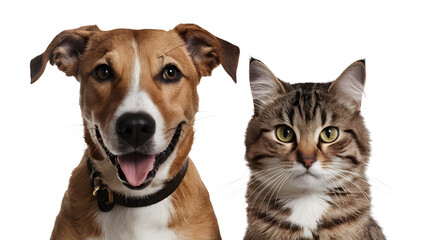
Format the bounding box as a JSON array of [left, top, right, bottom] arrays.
[[30, 24, 239, 194]]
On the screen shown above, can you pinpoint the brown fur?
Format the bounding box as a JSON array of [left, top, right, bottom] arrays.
[[30, 24, 239, 239], [50, 153, 101, 239], [170, 160, 221, 239]]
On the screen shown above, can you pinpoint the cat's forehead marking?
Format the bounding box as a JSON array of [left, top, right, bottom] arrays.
[[286, 87, 324, 123], [282, 89, 325, 125]]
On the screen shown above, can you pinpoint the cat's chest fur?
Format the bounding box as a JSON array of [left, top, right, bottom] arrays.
[[281, 193, 331, 238]]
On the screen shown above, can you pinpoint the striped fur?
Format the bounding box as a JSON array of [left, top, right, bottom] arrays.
[[244, 59, 385, 240]]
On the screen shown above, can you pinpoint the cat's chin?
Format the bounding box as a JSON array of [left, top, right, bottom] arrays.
[[296, 173, 320, 185]]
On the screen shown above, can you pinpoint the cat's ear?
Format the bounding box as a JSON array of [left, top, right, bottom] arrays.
[[249, 58, 286, 110], [328, 59, 366, 111]]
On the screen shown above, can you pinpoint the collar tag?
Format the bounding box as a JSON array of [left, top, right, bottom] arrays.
[[97, 187, 116, 212]]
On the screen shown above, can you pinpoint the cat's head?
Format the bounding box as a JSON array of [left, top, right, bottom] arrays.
[[245, 59, 370, 193]]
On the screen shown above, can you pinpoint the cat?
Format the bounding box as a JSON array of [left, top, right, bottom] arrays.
[[244, 58, 386, 240]]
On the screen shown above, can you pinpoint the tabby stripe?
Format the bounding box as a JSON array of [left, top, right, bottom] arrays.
[[321, 110, 327, 126], [331, 113, 338, 122], [305, 107, 311, 121], [253, 128, 270, 143], [260, 128, 271, 133], [296, 104, 303, 120], [337, 154, 359, 165], [301, 93, 309, 120], [252, 154, 275, 162], [344, 129, 368, 154], [318, 206, 369, 230], [272, 203, 291, 214], [312, 91, 320, 121], [327, 176, 365, 197], [327, 187, 350, 196], [248, 161, 265, 171], [329, 138, 351, 152], [293, 91, 301, 107], [294, 91, 303, 119], [286, 107, 295, 126], [303, 92, 313, 121], [328, 192, 350, 198], [253, 210, 301, 231], [302, 91, 312, 104], [291, 143, 298, 152]]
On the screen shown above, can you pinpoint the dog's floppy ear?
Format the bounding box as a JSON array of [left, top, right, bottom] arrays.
[[30, 25, 100, 84], [174, 24, 240, 82]]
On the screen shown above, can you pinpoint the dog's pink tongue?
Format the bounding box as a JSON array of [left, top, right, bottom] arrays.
[[118, 153, 155, 187]]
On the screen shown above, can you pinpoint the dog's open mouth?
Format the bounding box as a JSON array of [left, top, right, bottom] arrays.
[[95, 124, 182, 190], [117, 153, 155, 187]]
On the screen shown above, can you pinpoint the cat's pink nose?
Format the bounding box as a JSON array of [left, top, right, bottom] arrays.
[[297, 154, 317, 169]]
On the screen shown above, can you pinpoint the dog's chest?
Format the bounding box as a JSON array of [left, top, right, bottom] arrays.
[[91, 197, 176, 240]]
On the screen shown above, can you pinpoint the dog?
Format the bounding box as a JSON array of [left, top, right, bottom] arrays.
[[30, 24, 239, 240]]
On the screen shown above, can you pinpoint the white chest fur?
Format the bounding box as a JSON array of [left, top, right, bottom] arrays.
[[282, 193, 331, 238], [91, 197, 176, 240]]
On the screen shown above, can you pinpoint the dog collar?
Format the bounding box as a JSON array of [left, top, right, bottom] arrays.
[[87, 157, 189, 212]]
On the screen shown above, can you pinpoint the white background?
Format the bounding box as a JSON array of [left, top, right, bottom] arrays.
[[1, 0, 426, 239]]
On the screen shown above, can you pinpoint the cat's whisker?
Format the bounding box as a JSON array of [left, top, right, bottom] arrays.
[[329, 169, 371, 202], [261, 171, 291, 213], [326, 165, 376, 196], [246, 168, 283, 200], [366, 176, 391, 193], [259, 171, 287, 215], [249, 166, 289, 182], [251, 166, 288, 177], [247, 168, 284, 202], [220, 172, 250, 187], [328, 165, 366, 179], [252, 165, 286, 173], [324, 173, 347, 207], [220, 168, 288, 199], [248, 170, 284, 215], [330, 166, 389, 192], [327, 174, 365, 219], [325, 164, 370, 185], [272, 172, 294, 211]]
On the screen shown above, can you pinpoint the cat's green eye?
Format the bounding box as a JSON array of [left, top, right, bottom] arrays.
[[276, 125, 295, 143], [320, 127, 339, 143]]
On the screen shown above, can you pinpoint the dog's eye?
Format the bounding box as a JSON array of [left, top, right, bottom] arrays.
[[161, 65, 181, 82], [94, 64, 113, 81]]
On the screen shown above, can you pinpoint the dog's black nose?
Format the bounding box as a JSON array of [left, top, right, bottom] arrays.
[[116, 112, 156, 147]]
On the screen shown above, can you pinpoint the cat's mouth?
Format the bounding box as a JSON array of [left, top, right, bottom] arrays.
[[95, 124, 182, 190], [297, 170, 318, 178]]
